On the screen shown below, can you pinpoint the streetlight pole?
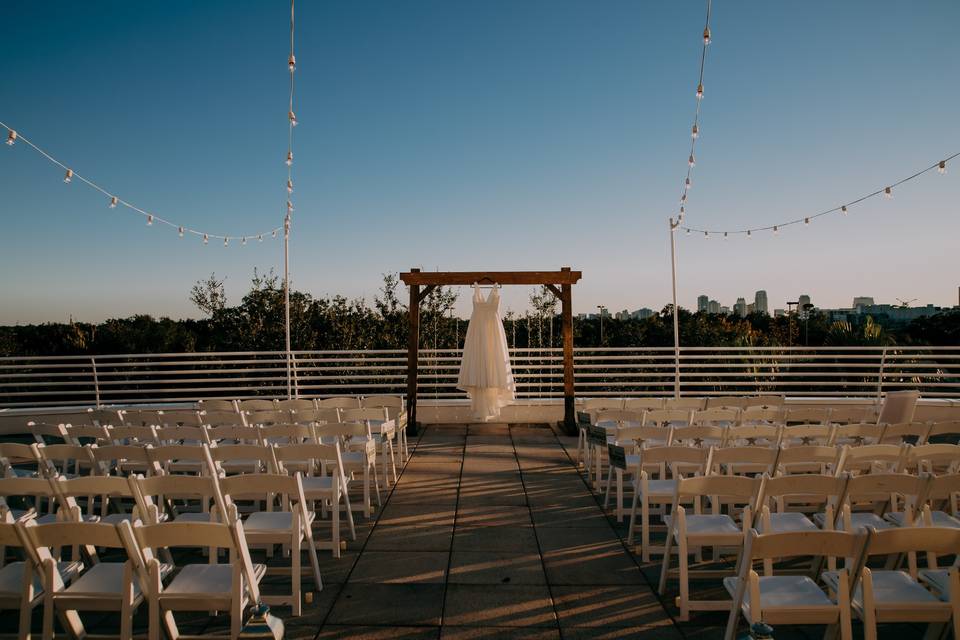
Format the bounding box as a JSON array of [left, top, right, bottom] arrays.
[[786, 301, 798, 348], [669, 217, 681, 399], [597, 305, 606, 345]]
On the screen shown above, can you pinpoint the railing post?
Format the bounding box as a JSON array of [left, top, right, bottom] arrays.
[[876, 347, 887, 402], [90, 356, 101, 408], [291, 352, 300, 399]]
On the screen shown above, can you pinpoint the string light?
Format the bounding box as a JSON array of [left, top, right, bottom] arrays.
[[242, 237, 247, 246], [678, 150, 959, 239], [288, 54, 296, 73], [272, 230, 278, 238], [258, 234, 263, 242], [288, 110, 297, 127], [704, 231, 709, 238], [723, 231, 728, 239], [285, 151, 293, 166], [203, 234, 209, 244], [1, 122, 283, 245], [286, 179, 293, 193], [670, 0, 712, 231], [224, 237, 229, 246]]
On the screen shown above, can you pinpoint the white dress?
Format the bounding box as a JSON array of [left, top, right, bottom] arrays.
[[457, 285, 516, 422]]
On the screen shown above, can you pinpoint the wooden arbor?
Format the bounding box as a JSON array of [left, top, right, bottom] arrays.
[[399, 267, 583, 435]]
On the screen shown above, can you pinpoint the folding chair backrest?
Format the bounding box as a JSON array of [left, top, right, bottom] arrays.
[[53, 475, 134, 520], [669, 425, 726, 447], [237, 399, 278, 412], [594, 410, 643, 426], [583, 398, 624, 413], [0, 442, 41, 467], [743, 395, 785, 409], [831, 422, 884, 445], [276, 399, 316, 412], [775, 445, 842, 475], [739, 407, 783, 425], [197, 399, 238, 413], [675, 474, 762, 505], [691, 408, 739, 426], [744, 528, 864, 570], [783, 407, 830, 425], [157, 410, 201, 427], [317, 396, 362, 410], [863, 526, 960, 576], [725, 424, 781, 447], [638, 446, 710, 474], [901, 443, 960, 474], [131, 474, 226, 523], [780, 423, 834, 446], [664, 397, 705, 411], [147, 444, 209, 474], [202, 425, 260, 445], [26, 519, 126, 550], [643, 409, 692, 428], [34, 443, 92, 478], [154, 425, 205, 444], [876, 390, 920, 426], [258, 423, 315, 446], [245, 410, 292, 426], [362, 395, 404, 411], [89, 444, 154, 476], [761, 473, 847, 508], [198, 410, 247, 427], [0, 477, 58, 515], [843, 472, 926, 508], [1, 421, 56, 445], [828, 405, 871, 425], [708, 447, 778, 475], [122, 409, 164, 427], [311, 408, 342, 424], [926, 420, 960, 445], [925, 473, 960, 502], [60, 424, 109, 445], [623, 398, 664, 412], [341, 408, 389, 424], [106, 425, 157, 446], [615, 425, 669, 447], [837, 443, 906, 474], [705, 396, 746, 409], [315, 422, 369, 440], [881, 421, 931, 445], [207, 444, 276, 474], [273, 443, 342, 476]]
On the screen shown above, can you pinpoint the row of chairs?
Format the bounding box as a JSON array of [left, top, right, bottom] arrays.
[[1, 509, 275, 640]]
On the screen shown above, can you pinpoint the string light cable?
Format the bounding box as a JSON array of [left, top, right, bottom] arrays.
[[679, 151, 957, 239], [675, 0, 713, 227]]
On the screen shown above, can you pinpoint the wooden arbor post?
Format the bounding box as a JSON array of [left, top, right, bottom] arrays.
[[400, 267, 582, 436]]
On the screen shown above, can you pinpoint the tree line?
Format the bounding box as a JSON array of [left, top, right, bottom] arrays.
[[1, 272, 957, 357]]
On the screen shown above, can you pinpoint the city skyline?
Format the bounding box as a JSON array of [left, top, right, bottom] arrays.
[[1, 1, 958, 324]]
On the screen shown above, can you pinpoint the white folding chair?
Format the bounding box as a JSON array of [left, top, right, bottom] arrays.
[[362, 395, 409, 462], [881, 421, 931, 445], [217, 473, 322, 615], [831, 423, 884, 447], [783, 406, 831, 426], [707, 447, 779, 478], [658, 474, 763, 620], [835, 443, 907, 476], [723, 528, 864, 640], [775, 444, 843, 476], [314, 423, 381, 517], [317, 397, 361, 411], [828, 473, 926, 532], [342, 407, 397, 485]]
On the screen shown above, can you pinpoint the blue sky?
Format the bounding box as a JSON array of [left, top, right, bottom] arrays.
[[1, 0, 957, 324]]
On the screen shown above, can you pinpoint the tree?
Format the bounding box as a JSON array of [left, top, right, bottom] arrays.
[[189, 273, 226, 317]]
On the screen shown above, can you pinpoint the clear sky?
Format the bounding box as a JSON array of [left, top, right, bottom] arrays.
[[1, 0, 957, 324]]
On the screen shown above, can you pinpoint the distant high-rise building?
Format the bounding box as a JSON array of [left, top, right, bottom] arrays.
[[697, 295, 709, 312], [634, 308, 655, 320], [774, 308, 786, 317], [852, 297, 875, 308], [754, 290, 769, 315], [708, 300, 721, 314], [747, 303, 756, 315], [798, 294, 811, 308], [734, 297, 747, 317], [720, 306, 731, 315]]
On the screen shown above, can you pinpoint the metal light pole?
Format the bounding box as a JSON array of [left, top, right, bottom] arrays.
[[597, 305, 606, 345], [669, 217, 681, 399], [786, 301, 798, 348], [284, 212, 293, 399]]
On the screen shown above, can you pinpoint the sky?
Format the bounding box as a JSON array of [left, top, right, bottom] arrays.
[[0, 0, 957, 324]]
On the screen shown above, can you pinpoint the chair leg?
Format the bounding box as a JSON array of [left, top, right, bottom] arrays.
[[304, 527, 324, 593], [603, 465, 613, 508], [627, 490, 640, 545], [387, 438, 398, 484], [363, 467, 371, 517], [616, 470, 624, 522], [332, 493, 341, 559], [341, 479, 356, 540], [292, 534, 302, 616], [641, 499, 652, 563], [678, 543, 690, 622]]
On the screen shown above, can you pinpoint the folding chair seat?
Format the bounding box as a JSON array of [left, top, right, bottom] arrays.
[[626, 446, 711, 561], [824, 526, 960, 640], [120, 519, 264, 640], [274, 442, 356, 557], [659, 474, 763, 620], [218, 474, 322, 615], [722, 529, 864, 640]]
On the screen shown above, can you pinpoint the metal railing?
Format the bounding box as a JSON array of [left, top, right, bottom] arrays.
[[0, 346, 958, 408]]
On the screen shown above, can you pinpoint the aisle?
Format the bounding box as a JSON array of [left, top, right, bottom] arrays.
[[310, 423, 680, 639]]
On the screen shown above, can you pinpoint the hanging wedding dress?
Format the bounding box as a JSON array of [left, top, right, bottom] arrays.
[[457, 284, 516, 421]]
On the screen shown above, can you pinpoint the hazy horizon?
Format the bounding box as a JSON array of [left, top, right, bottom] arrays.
[[1, 1, 957, 325]]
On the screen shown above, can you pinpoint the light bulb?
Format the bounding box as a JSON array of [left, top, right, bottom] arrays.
[[178, 226, 184, 237], [685, 177, 692, 189], [286, 200, 294, 212], [804, 217, 810, 225], [288, 110, 298, 127], [109, 196, 118, 208], [773, 226, 779, 235], [679, 206, 685, 215], [242, 237, 247, 245], [686, 228, 691, 235], [224, 237, 229, 246], [258, 234, 263, 242], [288, 54, 296, 72], [939, 160, 947, 175], [704, 231, 709, 238], [146, 215, 153, 226], [285, 151, 293, 166], [696, 83, 703, 99], [272, 230, 277, 238], [703, 27, 711, 45], [747, 230, 752, 238], [723, 232, 728, 239], [841, 206, 848, 216], [688, 154, 696, 167], [286, 179, 293, 193], [680, 193, 687, 203], [64, 169, 73, 183], [203, 234, 209, 244], [691, 124, 699, 139], [884, 186, 892, 199], [5, 130, 16, 146]]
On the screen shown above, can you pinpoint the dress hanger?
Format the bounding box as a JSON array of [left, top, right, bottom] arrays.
[[474, 276, 500, 289]]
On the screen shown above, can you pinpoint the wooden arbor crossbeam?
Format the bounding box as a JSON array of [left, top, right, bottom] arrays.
[[399, 267, 582, 435]]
